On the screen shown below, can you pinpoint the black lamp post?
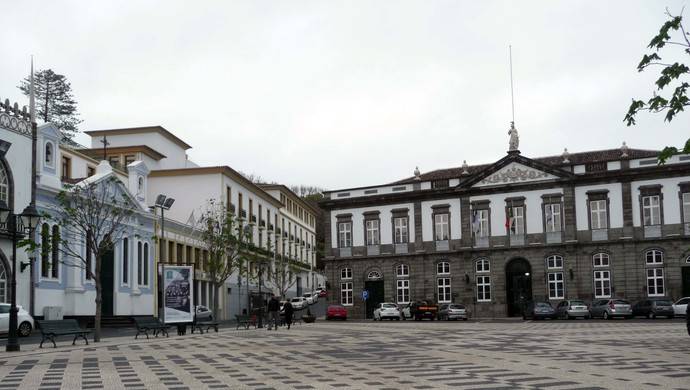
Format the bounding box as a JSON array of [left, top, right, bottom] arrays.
[[150, 194, 174, 320], [0, 200, 40, 352]]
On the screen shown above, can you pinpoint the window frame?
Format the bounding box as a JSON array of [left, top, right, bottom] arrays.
[[396, 279, 410, 304], [396, 264, 409, 277], [121, 237, 129, 286], [476, 275, 491, 302], [646, 268, 665, 297], [645, 249, 663, 265], [547, 272, 565, 299], [433, 212, 450, 241], [475, 258, 490, 273], [437, 277, 451, 303], [437, 261, 450, 275], [592, 253, 610, 268], [593, 269, 612, 298], [393, 216, 409, 244], [544, 202, 562, 233], [338, 221, 352, 248], [546, 255, 564, 269], [365, 218, 380, 246], [341, 282, 353, 306], [340, 267, 352, 280], [642, 195, 662, 226]]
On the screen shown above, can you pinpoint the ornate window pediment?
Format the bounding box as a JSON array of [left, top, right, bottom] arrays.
[[474, 162, 557, 187], [367, 270, 382, 280]]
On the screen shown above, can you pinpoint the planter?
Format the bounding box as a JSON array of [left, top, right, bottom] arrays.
[[303, 315, 316, 323]]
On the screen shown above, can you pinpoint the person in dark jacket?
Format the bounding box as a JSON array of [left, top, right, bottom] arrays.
[[283, 300, 294, 330], [686, 303, 689, 336], [267, 295, 280, 330]]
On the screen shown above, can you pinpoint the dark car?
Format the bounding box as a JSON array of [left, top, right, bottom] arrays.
[[410, 300, 439, 321], [632, 298, 675, 319], [326, 304, 347, 320], [523, 301, 557, 320], [589, 299, 632, 319], [195, 305, 213, 321]]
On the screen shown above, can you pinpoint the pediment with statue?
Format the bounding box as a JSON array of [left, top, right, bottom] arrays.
[[473, 162, 559, 187]]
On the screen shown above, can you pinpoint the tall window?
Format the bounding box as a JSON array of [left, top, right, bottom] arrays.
[[137, 241, 143, 285], [437, 261, 450, 275], [642, 195, 661, 226], [396, 264, 409, 277], [341, 267, 352, 280], [61, 156, 71, 180], [341, 282, 353, 305], [41, 224, 50, 278], [434, 213, 449, 241], [338, 222, 352, 247], [473, 209, 489, 237], [647, 268, 664, 296], [590, 200, 608, 229], [397, 279, 410, 304], [476, 258, 491, 302], [394, 217, 408, 244], [437, 278, 451, 303], [477, 275, 491, 302], [44, 142, 54, 167], [365, 220, 379, 246], [0, 162, 8, 204], [508, 206, 525, 235], [122, 238, 129, 284], [645, 250, 663, 265], [546, 255, 564, 299], [544, 203, 562, 232], [51, 225, 60, 279], [142, 243, 149, 286], [683, 192, 690, 223], [593, 253, 609, 267], [593, 270, 611, 298]]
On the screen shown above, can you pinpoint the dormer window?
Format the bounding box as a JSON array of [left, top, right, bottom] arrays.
[[44, 142, 54, 168]]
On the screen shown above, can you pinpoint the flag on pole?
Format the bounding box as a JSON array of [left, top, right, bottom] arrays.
[[505, 207, 514, 233], [471, 210, 480, 234]]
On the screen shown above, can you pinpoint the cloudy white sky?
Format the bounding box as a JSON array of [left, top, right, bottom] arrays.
[[1, 1, 688, 190]]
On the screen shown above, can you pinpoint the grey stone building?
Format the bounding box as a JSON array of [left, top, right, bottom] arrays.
[[320, 136, 690, 318]]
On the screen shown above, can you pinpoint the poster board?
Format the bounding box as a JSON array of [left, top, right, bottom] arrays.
[[163, 265, 194, 324]]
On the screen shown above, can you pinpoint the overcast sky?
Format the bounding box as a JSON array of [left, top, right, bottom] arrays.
[[1, 1, 688, 190]]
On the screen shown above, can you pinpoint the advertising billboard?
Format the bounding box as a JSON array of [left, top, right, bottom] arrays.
[[163, 265, 194, 324]]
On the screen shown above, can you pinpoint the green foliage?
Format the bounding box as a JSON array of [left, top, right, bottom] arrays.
[[18, 69, 82, 141], [625, 8, 690, 163]]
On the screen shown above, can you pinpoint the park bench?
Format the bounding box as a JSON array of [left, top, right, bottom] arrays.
[[235, 314, 257, 330], [133, 316, 170, 339], [37, 319, 91, 348], [191, 320, 220, 334]]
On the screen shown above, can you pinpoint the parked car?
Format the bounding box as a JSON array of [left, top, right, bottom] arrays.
[[523, 301, 558, 320], [410, 300, 438, 321], [290, 297, 308, 310], [438, 303, 469, 320], [632, 298, 675, 319], [318, 290, 328, 298], [326, 304, 348, 320], [555, 299, 590, 319], [311, 292, 319, 303], [672, 297, 689, 317], [0, 303, 34, 337], [195, 305, 213, 321], [589, 299, 632, 319], [400, 303, 412, 320], [373, 302, 401, 321], [302, 293, 315, 305]]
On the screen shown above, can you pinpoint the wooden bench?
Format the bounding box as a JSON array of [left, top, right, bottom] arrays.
[[192, 320, 220, 334], [133, 316, 170, 339], [235, 314, 257, 330], [37, 319, 91, 348]]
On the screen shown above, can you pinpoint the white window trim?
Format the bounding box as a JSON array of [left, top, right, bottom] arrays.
[[642, 195, 662, 226], [593, 270, 612, 299], [547, 272, 565, 300], [394, 217, 408, 244], [437, 261, 450, 275], [645, 250, 664, 265], [341, 267, 352, 280], [121, 237, 130, 287], [545, 203, 562, 232], [396, 264, 409, 277], [365, 219, 379, 246], [592, 253, 609, 268], [437, 277, 451, 303], [396, 279, 410, 304], [476, 275, 491, 302], [646, 268, 665, 297], [476, 259, 490, 273], [39, 224, 61, 282], [510, 206, 525, 235], [338, 222, 352, 248], [546, 255, 564, 269], [590, 200, 608, 230], [341, 282, 353, 306], [44, 141, 55, 168], [434, 213, 449, 241], [477, 209, 490, 237], [682, 193, 690, 223]]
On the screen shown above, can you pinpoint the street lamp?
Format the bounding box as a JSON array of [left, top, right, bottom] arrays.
[[0, 200, 40, 352], [150, 194, 174, 320]]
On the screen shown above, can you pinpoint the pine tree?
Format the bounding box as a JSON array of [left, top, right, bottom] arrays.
[[18, 69, 82, 141]]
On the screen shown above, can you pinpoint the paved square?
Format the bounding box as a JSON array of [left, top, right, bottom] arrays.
[[0, 319, 688, 389]]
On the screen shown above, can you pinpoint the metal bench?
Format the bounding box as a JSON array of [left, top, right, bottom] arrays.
[[37, 319, 91, 348], [133, 316, 170, 339], [192, 320, 220, 334], [235, 314, 257, 330]]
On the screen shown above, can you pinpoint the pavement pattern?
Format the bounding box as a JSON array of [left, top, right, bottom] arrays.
[[0, 318, 688, 390]]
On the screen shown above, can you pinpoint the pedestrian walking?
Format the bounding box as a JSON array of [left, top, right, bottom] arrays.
[[284, 300, 294, 330], [267, 295, 280, 330], [686, 304, 689, 337]]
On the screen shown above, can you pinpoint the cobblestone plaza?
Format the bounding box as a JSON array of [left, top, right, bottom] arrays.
[[0, 319, 688, 390]]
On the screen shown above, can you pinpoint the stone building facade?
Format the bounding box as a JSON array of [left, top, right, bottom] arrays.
[[321, 138, 690, 318]]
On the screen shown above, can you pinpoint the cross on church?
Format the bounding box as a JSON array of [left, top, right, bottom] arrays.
[[100, 135, 109, 161]]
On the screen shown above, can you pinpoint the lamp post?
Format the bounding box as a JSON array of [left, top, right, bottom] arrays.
[[150, 194, 174, 320], [0, 200, 40, 352]]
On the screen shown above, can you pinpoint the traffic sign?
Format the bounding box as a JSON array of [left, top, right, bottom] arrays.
[[362, 290, 369, 301]]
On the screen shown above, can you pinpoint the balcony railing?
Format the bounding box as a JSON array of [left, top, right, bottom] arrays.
[[239, 209, 247, 219], [259, 219, 266, 228]]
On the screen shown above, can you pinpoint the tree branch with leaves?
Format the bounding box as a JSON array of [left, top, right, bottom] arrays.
[[625, 8, 690, 163]]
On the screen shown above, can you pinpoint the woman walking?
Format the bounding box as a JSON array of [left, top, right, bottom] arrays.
[[284, 300, 294, 330]]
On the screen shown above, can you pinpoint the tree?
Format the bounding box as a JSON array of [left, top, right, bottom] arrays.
[[42, 176, 134, 342], [625, 8, 690, 163], [196, 200, 250, 320], [289, 185, 324, 198], [267, 248, 302, 299], [18, 69, 82, 141]]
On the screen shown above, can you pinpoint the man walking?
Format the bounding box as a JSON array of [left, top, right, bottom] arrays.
[[284, 299, 294, 330], [267, 295, 280, 330]]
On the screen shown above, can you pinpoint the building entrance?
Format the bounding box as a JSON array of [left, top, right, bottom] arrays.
[[505, 258, 532, 317], [364, 279, 384, 319], [682, 267, 690, 297], [100, 249, 115, 316]]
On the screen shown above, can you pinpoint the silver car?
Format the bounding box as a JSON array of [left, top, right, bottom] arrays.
[[555, 299, 590, 319], [589, 299, 632, 319], [438, 303, 469, 320]]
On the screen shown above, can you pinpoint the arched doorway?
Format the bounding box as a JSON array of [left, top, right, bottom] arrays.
[[505, 258, 532, 316], [364, 269, 384, 319]]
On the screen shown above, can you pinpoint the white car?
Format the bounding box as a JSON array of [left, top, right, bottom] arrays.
[[290, 297, 308, 310], [311, 292, 319, 303], [302, 293, 315, 305], [0, 303, 34, 337], [373, 302, 401, 321], [672, 297, 689, 317]]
